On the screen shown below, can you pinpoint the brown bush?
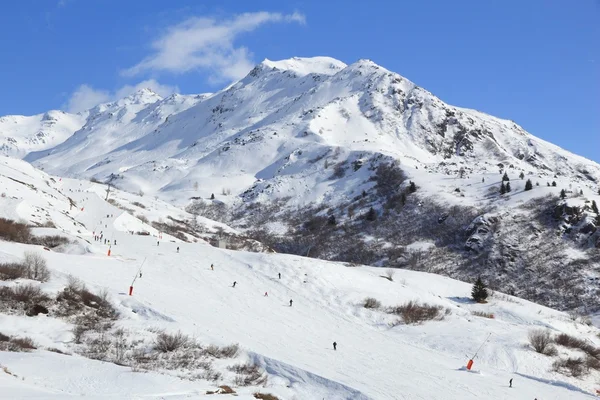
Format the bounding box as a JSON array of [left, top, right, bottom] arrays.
[[203, 343, 239, 358], [136, 215, 149, 224], [0, 263, 27, 280], [471, 311, 495, 319], [0, 336, 37, 352], [0, 332, 9, 342], [387, 301, 448, 324], [528, 330, 557, 356], [363, 297, 381, 309], [153, 331, 190, 353], [254, 394, 279, 400], [230, 363, 267, 386], [218, 386, 235, 394], [30, 235, 70, 248], [552, 357, 588, 377], [132, 202, 146, 209], [3, 284, 50, 304], [56, 278, 118, 320], [554, 333, 600, 359], [0, 218, 31, 243]]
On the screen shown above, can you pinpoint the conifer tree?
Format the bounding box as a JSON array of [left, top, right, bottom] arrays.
[[552, 181, 557, 187], [500, 182, 506, 195], [471, 277, 488, 303], [525, 179, 533, 191], [560, 189, 567, 199], [502, 172, 510, 182], [365, 207, 376, 221], [506, 182, 512, 192], [409, 181, 417, 193], [591, 200, 599, 215], [519, 171, 525, 179]]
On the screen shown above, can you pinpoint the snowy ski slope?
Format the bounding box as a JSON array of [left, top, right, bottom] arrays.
[[0, 157, 599, 399]]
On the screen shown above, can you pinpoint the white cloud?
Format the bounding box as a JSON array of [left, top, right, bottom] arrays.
[[64, 79, 178, 113], [122, 11, 306, 83]]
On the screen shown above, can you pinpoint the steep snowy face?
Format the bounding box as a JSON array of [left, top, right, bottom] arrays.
[[8, 56, 600, 202], [0, 110, 87, 158]]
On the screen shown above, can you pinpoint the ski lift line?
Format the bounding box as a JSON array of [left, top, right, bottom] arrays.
[[471, 333, 492, 360], [131, 257, 147, 286]]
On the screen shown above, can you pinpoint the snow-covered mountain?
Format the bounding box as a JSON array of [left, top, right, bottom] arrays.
[[0, 110, 86, 158], [3, 57, 600, 312]]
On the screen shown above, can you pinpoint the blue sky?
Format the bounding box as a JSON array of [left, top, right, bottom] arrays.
[[1, 0, 598, 161]]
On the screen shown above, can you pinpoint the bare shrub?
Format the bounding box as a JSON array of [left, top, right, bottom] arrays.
[[46, 347, 69, 355], [0, 262, 27, 280], [203, 343, 239, 359], [528, 329, 557, 356], [586, 356, 600, 371], [254, 393, 280, 400], [23, 252, 50, 282], [0, 218, 31, 243], [387, 301, 447, 324], [382, 269, 395, 282], [363, 297, 381, 309], [30, 235, 70, 248], [132, 201, 146, 209], [375, 161, 406, 197], [154, 331, 190, 353], [230, 363, 267, 386], [0, 336, 37, 352], [136, 214, 149, 223], [218, 385, 235, 394], [552, 357, 588, 377], [471, 311, 495, 319], [554, 333, 600, 359], [56, 279, 118, 321], [0, 332, 9, 341], [11, 284, 49, 303]]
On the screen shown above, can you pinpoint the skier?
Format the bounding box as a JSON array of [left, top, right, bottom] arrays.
[[177, 247, 179, 253], [509, 378, 513, 388], [232, 281, 237, 288], [211, 264, 214, 271], [289, 299, 293, 307], [278, 272, 281, 279], [104, 239, 107, 244], [264, 292, 268, 297], [157, 241, 160, 246], [114, 240, 117, 245], [333, 342, 337, 351], [139, 272, 142, 278]]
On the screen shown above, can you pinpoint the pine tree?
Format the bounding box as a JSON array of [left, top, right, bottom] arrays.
[[506, 182, 512, 192], [471, 277, 488, 303], [560, 189, 567, 199], [591, 200, 599, 215], [519, 171, 525, 179], [327, 214, 337, 225], [502, 172, 510, 182], [210, 193, 215, 200], [500, 182, 506, 195], [525, 179, 533, 191], [409, 181, 417, 193], [365, 207, 376, 221], [552, 181, 557, 187]]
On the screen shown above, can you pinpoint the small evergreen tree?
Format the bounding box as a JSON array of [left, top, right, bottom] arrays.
[[482, 177, 485, 183], [361, 189, 367, 198], [327, 214, 337, 225], [525, 179, 533, 191], [500, 182, 506, 195], [502, 172, 510, 182], [471, 277, 488, 303], [547, 182, 550, 187], [519, 171, 525, 179], [552, 181, 557, 187], [506, 182, 512, 192], [560, 189, 567, 199], [365, 207, 377, 221], [210, 193, 215, 200], [409, 181, 417, 193], [591, 200, 598, 215]]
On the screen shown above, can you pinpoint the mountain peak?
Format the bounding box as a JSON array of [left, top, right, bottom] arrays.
[[123, 88, 162, 105], [258, 56, 347, 77]]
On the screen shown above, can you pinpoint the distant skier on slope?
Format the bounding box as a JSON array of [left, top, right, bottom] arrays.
[[233, 281, 237, 288], [264, 292, 268, 297], [333, 342, 337, 351], [211, 264, 214, 271], [509, 378, 513, 388], [157, 241, 160, 246], [278, 272, 281, 279], [177, 246, 179, 253], [289, 299, 293, 307]]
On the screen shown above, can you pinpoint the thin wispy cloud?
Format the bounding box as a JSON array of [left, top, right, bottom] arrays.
[[122, 11, 306, 83], [64, 79, 178, 113]]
